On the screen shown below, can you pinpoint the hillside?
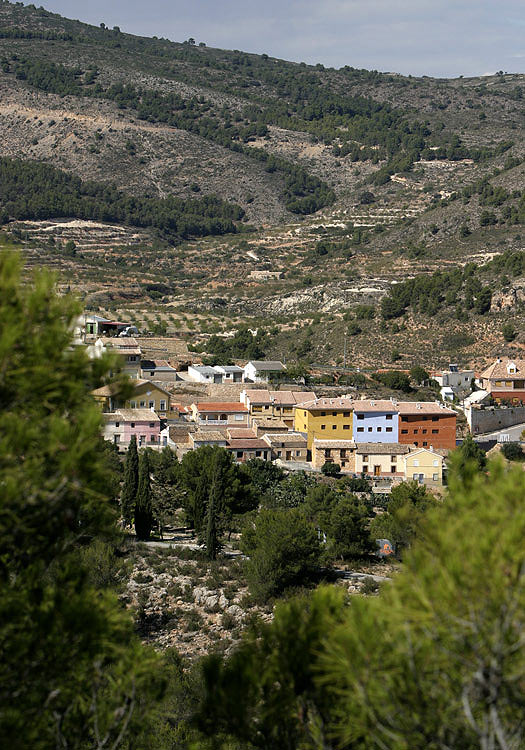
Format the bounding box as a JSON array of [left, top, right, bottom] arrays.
[[0, 0, 524, 369]]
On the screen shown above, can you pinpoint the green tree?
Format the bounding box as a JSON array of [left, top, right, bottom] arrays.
[[475, 286, 492, 314], [135, 450, 153, 540], [410, 365, 430, 384], [502, 322, 516, 342], [370, 480, 437, 552], [501, 441, 524, 461], [0, 254, 161, 747], [121, 434, 139, 524], [243, 508, 321, 601], [326, 496, 372, 559], [321, 461, 341, 476], [376, 370, 412, 392], [205, 471, 221, 560], [453, 434, 487, 485]]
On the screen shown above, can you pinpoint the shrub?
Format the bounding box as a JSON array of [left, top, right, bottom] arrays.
[[501, 442, 524, 461]]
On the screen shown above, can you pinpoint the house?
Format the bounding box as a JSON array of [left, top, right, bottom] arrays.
[[140, 359, 178, 382], [397, 402, 457, 450], [226, 438, 271, 463], [189, 431, 228, 449], [311, 439, 357, 471], [226, 427, 258, 440], [431, 364, 474, 401], [354, 443, 413, 478], [81, 314, 133, 339], [243, 360, 286, 383], [479, 357, 525, 404], [92, 379, 174, 418], [251, 417, 289, 437], [294, 397, 354, 451], [187, 365, 223, 384], [190, 402, 249, 426], [102, 409, 161, 452], [402, 448, 444, 486], [214, 365, 244, 383], [263, 432, 308, 462], [241, 389, 316, 428], [352, 399, 399, 443], [89, 337, 142, 378]]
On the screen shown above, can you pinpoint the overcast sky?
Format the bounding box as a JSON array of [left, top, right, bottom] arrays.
[[37, 0, 524, 78]]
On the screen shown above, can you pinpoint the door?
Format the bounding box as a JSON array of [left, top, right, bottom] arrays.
[[374, 465, 381, 476], [286, 450, 291, 461]]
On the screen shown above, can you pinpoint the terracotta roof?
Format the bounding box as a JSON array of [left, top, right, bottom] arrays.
[[252, 417, 289, 429], [227, 428, 257, 439], [191, 431, 227, 443], [103, 409, 160, 422], [227, 438, 269, 450], [245, 389, 316, 405], [353, 399, 399, 413], [194, 402, 248, 413], [356, 443, 413, 455], [296, 397, 354, 411], [262, 433, 307, 447], [313, 439, 357, 448], [397, 401, 456, 416], [479, 357, 525, 380]]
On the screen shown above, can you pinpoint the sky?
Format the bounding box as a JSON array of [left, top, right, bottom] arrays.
[[36, 0, 525, 78]]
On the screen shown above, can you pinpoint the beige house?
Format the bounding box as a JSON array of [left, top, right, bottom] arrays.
[[262, 433, 308, 462], [189, 431, 228, 449], [190, 402, 249, 426], [91, 336, 142, 379], [402, 448, 444, 486], [92, 379, 174, 418], [226, 438, 271, 463], [241, 390, 316, 429], [311, 439, 357, 471], [354, 443, 413, 478]]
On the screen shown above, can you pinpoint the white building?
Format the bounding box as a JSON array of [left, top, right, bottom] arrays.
[[187, 365, 224, 384], [243, 360, 286, 383]]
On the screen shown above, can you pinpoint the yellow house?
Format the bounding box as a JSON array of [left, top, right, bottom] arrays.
[[402, 448, 444, 486], [294, 397, 354, 451], [241, 390, 316, 429], [92, 379, 174, 418]]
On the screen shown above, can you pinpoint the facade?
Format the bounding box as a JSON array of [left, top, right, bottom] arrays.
[[294, 397, 354, 450], [187, 365, 223, 384], [102, 409, 161, 451], [190, 402, 249, 426], [242, 389, 316, 428], [402, 448, 444, 486], [479, 357, 525, 403], [215, 365, 244, 383], [262, 432, 308, 462], [311, 439, 356, 471], [352, 399, 399, 443], [140, 359, 178, 381], [397, 402, 457, 450], [243, 361, 286, 383], [354, 443, 412, 478], [92, 379, 174, 418], [251, 417, 289, 437], [90, 337, 142, 378], [226, 438, 271, 463]]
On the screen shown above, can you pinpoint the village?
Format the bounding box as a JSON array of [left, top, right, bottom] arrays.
[[78, 313, 525, 492]]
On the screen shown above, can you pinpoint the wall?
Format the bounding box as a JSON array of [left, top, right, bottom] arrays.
[[354, 452, 403, 477], [404, 452, 443, 486], [294, 408, 353, 450], [398, 414, 456, 450], [469, 406, 525, 435], [353, 411, 398, 442]]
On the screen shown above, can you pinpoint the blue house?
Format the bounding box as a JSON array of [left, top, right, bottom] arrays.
[[353, 399, 399, 443]]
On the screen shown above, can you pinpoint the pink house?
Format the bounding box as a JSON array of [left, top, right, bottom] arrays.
[[103, 409, 162, 452]]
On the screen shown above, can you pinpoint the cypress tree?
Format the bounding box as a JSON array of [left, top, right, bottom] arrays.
[[135, 450, 153, 541], [205, 477, 220, 560], [121, 435, 138, 525]]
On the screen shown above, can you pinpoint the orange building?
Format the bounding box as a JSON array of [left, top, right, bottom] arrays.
[[397, 402, 457, 450]]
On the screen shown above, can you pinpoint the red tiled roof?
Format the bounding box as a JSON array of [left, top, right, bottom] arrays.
[[195, 402, 248, 413], [226, 438, 269, 450]]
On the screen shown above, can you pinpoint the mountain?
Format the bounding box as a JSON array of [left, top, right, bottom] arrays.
[[0, 0, 524, 369]]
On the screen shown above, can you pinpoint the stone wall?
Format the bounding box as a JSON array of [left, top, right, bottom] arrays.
[[469, 406, 525, 435]]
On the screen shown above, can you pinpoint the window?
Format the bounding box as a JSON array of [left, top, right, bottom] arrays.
[[413, 428, 419, 434], [236, 451, 243, 459], [341, 461, 346, 467], [130, 422, 135, 428], [115, 422, 120, 427], [413, 473, 418, 480], [149, 422, 154, 428], [414, 441, 419, 446], [235, 414, 244, 421], [256, 451, 261, 457], [391, 466, 396, 473], [401, 416, 408, 422], [114, 435, 120, 444], [332, 412, 337, 416], [277, 450, 282, 457], [296, 451, 301, 457], [422, 429, 427, 434], [321, 411, 326, 416], [357, 414, 364, 420], [386, 414, 393, 420], [139, 435, 145, 445], [343, 425, 350, 430], [150, 435, 156, 443], [362, 455, 368, 461], [325, 449, 331, 458], [160, 399, 166, 411], [377, 427, 382, 432], [368, 427, 373, 432], [332, 425, 337, 430], [401, 429, 408, 434], [130, 401, 136, 408], [139, 400, 146, 408], [432, 429, 438, 434], [386, 427, 393, 433], [321, 424, 326, 430], [423, 441, 428, 447], [357, 427, 364, 433], [343, 412, 350, 417], [433, 459, 439, 467], [148, 401, 154, 409], [433, 473, 439, 481], [150, 371, 155, 377], [432, 417, 438, 422], [390, 455, 397, 461], [264, 405, 270, 410], [363, 465, 369, 473], [340, 449, 346, 458], [413, 459, 419, 467]]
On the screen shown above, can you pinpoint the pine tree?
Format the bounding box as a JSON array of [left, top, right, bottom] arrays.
[[205, 477, 220, 560], [135, 451, 153, 540], [121, 435, 138, 524]]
